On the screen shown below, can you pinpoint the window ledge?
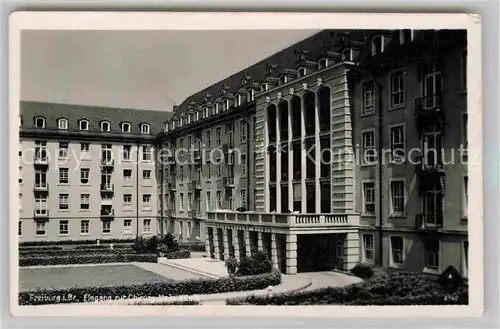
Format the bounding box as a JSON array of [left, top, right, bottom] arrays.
[[360, 163, 377, 168], [361, 214, 376, 218], [389, 214, 406, 219], [423, 267, 440, 275], [80, 233, 91, 236], [388, 104, 406, 111], [360, 111, 376, 118]]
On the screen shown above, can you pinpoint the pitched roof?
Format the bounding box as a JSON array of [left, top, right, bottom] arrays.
[[171, 29, 379, 118], [20, 100, 172, 136]]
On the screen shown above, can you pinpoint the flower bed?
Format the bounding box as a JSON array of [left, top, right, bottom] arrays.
[[19, 269, 282, 305], [226, 271, 468, 306], [164, 250, 191, 259], [19, 254, 158, 267]]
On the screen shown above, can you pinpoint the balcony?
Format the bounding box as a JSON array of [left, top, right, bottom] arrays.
[[33, 209, 49, 218], [415, 95, 444, 131], [223, 177, 235, 188], [415, 156, 445, 182], [100, 208, 115, 220], [168, 182, 176, 191], [33, 155, 49, 166], [188, 209, 200, 219], [188, 179, 202, 191], [100, 158, 115, 168], [33, 182, 49, 192], [100, 183, 115, 193], [193, 150, 202, 163], [415, 213, 443, 230], [206, 211, 359, 229]]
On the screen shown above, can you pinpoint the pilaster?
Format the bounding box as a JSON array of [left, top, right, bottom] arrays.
[[271, 233, 279, 269], [244, 230, 252, 257], [286, 234, 298, 275]]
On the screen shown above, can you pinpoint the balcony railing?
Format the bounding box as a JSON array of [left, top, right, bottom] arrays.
[[206, 211, 359, 228], [33, 155, 49, 165], [100, 158, 115, 167], [188, 179, 202, 191], [33, 209, 49, 218], [415, 95, 441, 115], [33, 182, 49, 192], [100, 183, 115, 192], [415, 156, 445, 174], [188, 209, 200, 219], [100, 208, 115, 219], [223, 177, 235, 187], [415, 213, 443, 230]]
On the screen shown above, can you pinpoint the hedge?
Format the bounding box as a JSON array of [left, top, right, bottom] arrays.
[[227, 271, 468, 306], [164, 250, 191, 259], [178, 242, 206, 252], [73, 244, 133, 250], [19, 269, 282, 305], [19, 254, 158, 267], [19, 238, 134, 247], [19, 248, 136, 258], [19, 246, 64, 252]]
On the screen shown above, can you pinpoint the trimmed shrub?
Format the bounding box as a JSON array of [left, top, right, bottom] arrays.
[[19, 269, 282, 305], [165, 250, 191, 259], [20, 238, 134, 247], [73, 244, 132, 250], [19, 246, 64, 252], [350, 262, 374, 279], [132, 234, 179, 254], [19, 254, 158, 267], [237, 251, 273, 276], [225, 257, 238, 276], [179, 242, 205, 252], [19, 248, 135, 258], [226, 271, 468, 306]]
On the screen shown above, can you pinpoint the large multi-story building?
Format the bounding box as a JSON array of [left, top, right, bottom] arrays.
[[158, 29, 468, 276], [18, 101, 171, 242]]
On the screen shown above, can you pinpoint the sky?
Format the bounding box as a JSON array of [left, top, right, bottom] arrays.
[[21, 30, 319, 112]]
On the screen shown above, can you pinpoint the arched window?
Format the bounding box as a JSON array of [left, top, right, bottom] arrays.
[[34, 117, 46, 128], [141, 123, 150, 134], [318, 58, 328, 69], [100, 121, 110, 132], [57, 118, 68, 130], [297, 68, 307, 77], [79, 119, 89, 131], [372, 36, 383, 55], [121, 122, 131, 133]]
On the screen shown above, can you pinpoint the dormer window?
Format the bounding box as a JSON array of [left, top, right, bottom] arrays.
[[215, 103, 220, 114], [164, 122, 169, 132], [236, 94, 242, 106], [35, 117, 46, 128], [341, 48, 353, 61], [249, 89, 255, 102], [141, 123, 150, 134], [225, 99, 230, 111], [195, 112, 199, 121], [399, 29, 414, 45], [204, 107, 210, 118], [279, 76, 288, 85], [121, 122, 131, 133], [187, 115, 191, 124], [260, 83, 268, 92], [171, 121, 176, 130], [371, 36, 383, 56], [57, 118, 68, 130], [179, 118, 184, 127], [297, 68, 307, 77], [79, 119, 89, 131], [100, 121, 110, 132], [318, 58, 328, 69]]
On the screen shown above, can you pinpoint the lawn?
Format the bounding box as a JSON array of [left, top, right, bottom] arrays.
[[19, 264, 173, 292]]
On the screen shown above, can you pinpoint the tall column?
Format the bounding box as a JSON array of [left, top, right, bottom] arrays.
[[344, 232, 360, 271], [257, 231, 263, 250], [223, 228, 230, 260], [276, 104, 281, 213], [287, 100, 294, 209], [244, 230, 252, 257], [204, 227, 211, 258], [314, 91, 321, 213], [232, 229, 240, 260], [300, 95, 307, 213], [213, 228, 220, 260], [264, 105, 270, 213], [286, 234, 298, 274], [271, 233, 279, 269]]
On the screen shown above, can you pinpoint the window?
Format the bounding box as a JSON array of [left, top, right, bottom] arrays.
[[122, 122, 131, 133], [216, 191, 222, 209], [187, 222, 192, 239], [261, 83, 268, 92], [79, 119, 89, 130], [180, 166, 184, 181], [142, 194, 152, 209], [123, 169, 132, 184], [143, 170, 152, 181], [142, 145, 151, 161], [81, 220, 90, 234], [58, 118, 68, 130], [59, 168, 69, 184], [371, 36, 383, 55], [187, 115, 191, 124], [217, 164, 222, 179], [124, 219, 132, 233], [390, 125, 405, 161], [297, 68, 306, 77], [362, 81, 375, 114], [35, 196, 47, 215], [341, 48, 352, 61], [216, 127, 222, 146], [141, 123, 150, 134], [164, 122, 169, 132], [206, 191, 211, 210], [36, 221, 46, 236], [463, 241, 469, 277], [207, 162, 211, 180], [187, 192, 192, 210], [123, 145, 131, 160], [249, 89, 255, 102], [59, 142, 69, 158], [363, 234, 374, 262], [80, 168, 90, 184], [399, 29, 413, 44], [205, 130, 211, 148], [59, 194, 69, 210], [143, 219, 151, 233], [102, 221, 111, 234], [463, 176, 468, 218], [101, 121, 110, 132], [228, 196, 234, 210], [318, 58, 328, 69], [81, 142, 90, 152], [240, 120, 247, 142], [236, 94, 242, 106], [390, 180, 405, 215], [80, 194, 90, 210], [18, 222, 22, 236], [363, 182, 375, 215], [180, 193, 184, 210], [35, 117, 46, 128], [240, 189, 247, 208], [123, 194, 132, 209], [241, 154, 247, 176], [390, 236, 404, 265], [59, 220, 69, 235], [425, 239, 439, 270], [390, 71, 405, 107], [362, 130, 376, 164], [279, 76, 287, 85]]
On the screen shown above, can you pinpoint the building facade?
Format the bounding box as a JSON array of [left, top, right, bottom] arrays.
[[19, 101, 171, 242]]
